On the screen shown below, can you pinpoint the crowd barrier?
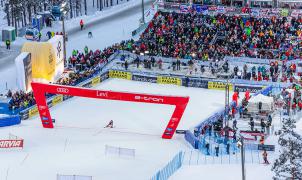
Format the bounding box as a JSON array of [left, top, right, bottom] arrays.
[[225, 56, 271, 65], [150, 151, 183, 180], [0, 115, 21, 127], [117, 50, 212, 66], [225, 56, 301, 67], [117, 50, 302, 80], [163, 2, 298, 18]]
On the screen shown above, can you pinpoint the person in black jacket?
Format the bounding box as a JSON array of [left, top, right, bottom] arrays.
[[176, 59, 181, 70], [215, 145, 219, 157]]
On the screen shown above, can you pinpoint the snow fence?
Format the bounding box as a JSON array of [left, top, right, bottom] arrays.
[[150, 151, 183, 180]]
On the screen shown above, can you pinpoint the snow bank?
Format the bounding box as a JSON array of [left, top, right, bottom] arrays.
[[170, 164, 273, 180]]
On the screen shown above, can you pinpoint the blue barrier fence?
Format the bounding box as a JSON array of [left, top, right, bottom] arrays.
[[150, 151, 183, 180], [0, 115, 21, 127]]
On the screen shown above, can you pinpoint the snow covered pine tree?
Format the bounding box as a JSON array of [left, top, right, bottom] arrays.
[[272, 118, 302, 180]]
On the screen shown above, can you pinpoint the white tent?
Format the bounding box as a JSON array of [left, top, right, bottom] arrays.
[[247, 94, 274, 113]]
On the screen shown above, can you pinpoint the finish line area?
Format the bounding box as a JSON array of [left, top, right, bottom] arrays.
[[0, 78, 227, 180]]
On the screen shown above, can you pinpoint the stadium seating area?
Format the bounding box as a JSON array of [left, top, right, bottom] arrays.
[[8, 10, 302, 111]]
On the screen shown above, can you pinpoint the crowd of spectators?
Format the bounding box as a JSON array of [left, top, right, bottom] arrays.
[[126, 11, 302, 60], [7, 10, 302, 111], [8, 91, 35, 111]]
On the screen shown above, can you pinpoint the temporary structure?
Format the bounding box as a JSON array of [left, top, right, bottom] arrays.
[[247, 94, 274, 113]]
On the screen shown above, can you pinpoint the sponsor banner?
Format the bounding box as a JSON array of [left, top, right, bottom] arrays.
[[180, 5, 190, 13], [258, 144, 275, 151], [132, 74, 157, 83], [21, 35, 64, 84], [192, 4, 208, 14], [281, 9, 289, 17], [47, 100, 53, 108], [15, 52, 32, 92], [29, 105, 38, 118], [208, 81, 233, 90], [234, 85, 263, 93], [91, 76, 100, 86], [251, 8, 260, 17], [291, 9, 302, 17], [208, 6, 217, 11], [52, 95, 63, 106], [0, 140, 23, 148], [20, 111, 29, 120], [157, 76, 182, 86], [63, 95, 72, 101], [225, 7, 236, 12], [176, 130, 186, 134], [100, 72, 109, 81], [259, 8, 269, 16], [48, 35, 64, 81], [192, 4, 200, 12], [22, 42, 56, 82], [134, 95, 164, 103], [82, 81, 92, 88], [109, 70, 132, 80], [216, 6, 225, 13], [185, 78, 208, 88]]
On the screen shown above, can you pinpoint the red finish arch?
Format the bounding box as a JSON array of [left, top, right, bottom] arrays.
[[31, 82, 189, 139]]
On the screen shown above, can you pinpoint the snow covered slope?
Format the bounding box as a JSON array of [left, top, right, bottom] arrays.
[[0, 79, 225, 180]]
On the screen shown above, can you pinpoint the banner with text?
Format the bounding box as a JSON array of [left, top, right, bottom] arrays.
[[208, 81, 233, 90], [109, 70, 132, 80], [234, 85, 263, 93], [52, 95, 63, 106], [132, 74, 157, 83], [157, 76, 182, 86]]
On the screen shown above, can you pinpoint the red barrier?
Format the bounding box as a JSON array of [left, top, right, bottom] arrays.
[[31, 82, 189, 139]]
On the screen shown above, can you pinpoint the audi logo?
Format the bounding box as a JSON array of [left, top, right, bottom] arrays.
[[57, 88, 69, 93]]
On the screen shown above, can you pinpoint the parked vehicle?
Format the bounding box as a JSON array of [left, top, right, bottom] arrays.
[[25, 28, 39, 41], [51, 6, 61, 19]]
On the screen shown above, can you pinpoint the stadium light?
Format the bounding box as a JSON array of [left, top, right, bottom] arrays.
[[141, 0, 145, 24], [60, 1, 69, 67]]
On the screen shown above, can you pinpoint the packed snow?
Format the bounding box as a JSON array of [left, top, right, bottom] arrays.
[[170, 164, 273, 180], [0, 78, 226, 180]]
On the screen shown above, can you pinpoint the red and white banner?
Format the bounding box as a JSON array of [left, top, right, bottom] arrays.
[[0, 140, 24, 148], [31, 82, 189, 139]]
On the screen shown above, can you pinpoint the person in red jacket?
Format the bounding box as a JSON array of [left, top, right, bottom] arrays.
[[298, 100, 302, 111], [257, 72, 262, 81], [232, 92, 239, 107], [245, 90, 250, 101], [80, 19, 84, 30]]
